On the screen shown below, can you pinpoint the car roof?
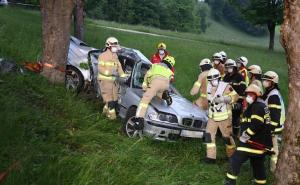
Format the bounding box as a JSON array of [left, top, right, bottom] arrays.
[[118, 47, 151, 65]]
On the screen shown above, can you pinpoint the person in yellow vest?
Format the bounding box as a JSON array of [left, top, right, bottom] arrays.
[[236, 56, 249, 86], [212, 52, 226, 79], [98, 37, 127, 120], [133, 56, 175, 129], [204, 68, 238, 164], [261, 71, 285, 172], [248, 65, 263, 93], [190, 58, 212, 110]]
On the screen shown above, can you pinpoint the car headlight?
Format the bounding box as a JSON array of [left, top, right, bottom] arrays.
[[148, 112, 178, 123]]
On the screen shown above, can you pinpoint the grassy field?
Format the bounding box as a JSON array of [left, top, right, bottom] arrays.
[[0, 7, 287, 185]]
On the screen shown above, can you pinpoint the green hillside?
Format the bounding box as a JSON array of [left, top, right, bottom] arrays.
[[0, 7, 287, 185]]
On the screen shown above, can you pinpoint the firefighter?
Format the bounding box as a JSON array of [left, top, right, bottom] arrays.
[[190, 58, 212, 110], [133, 56, 175, 129], [261, 71, 285, 172], [150, 42, 169, 64], [98, 37, 127, 120], [226, 84, 273, 185], [248, 65, 263, 92], [223, 59, 247, 137], [237, 56, 249, 86], [204, 68, 238, 164], [212, 52, 225, 79], [219, 51, 227, 64]]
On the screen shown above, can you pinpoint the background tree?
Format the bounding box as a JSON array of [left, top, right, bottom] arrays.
[[196, 2, 210, 33], [208, 0, 225, 21], [74, 0, 85, 40], [243, 0, 283, 51], [40, 0, 74, 82], [275, 0, 300, 184]]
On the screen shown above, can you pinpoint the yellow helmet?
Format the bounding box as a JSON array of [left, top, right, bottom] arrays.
[[245, 84, 262, 96], [163, 56, 175, 66], [199, 58, 211, 67], [248, 65, 262, 75], [262, 71, 279, 84], [157, 42, 166, 50]]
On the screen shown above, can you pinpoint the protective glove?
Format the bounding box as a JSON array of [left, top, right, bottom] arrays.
[[213, 96, 231, 104], [239, 131, 251, 143]]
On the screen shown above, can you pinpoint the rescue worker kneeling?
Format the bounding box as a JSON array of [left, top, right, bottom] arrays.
[[133, 56, 175, 129], [190, 58, 212, 110], [204, 68, 238, 164], [226, 84, 273, 185], [98, 37, 127, 120]]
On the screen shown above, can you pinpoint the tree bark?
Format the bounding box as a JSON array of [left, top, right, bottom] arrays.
[[275, 1, 300, 184], [74, 0, 85, 40], [40, 0, 74, 83], [268, 21, 276, 51]]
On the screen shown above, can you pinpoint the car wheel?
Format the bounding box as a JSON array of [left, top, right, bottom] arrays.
[[65, 65, 84, 93], [123, 107, 142, 138]]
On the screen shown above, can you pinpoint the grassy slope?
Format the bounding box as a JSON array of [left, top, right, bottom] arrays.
[[0, 7, 286, 185]]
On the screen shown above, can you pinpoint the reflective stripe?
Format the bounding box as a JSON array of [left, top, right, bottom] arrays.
[[268, 104, 281, 109], [120, 73, 127, 78], [98, 74, 116, 81], [98, 60, 117, 67], [108, 109, 116, 113], [271, 156, 278, 162], [209, 112, 229, 121], [232, 81, 246, 86], [194, 81, 201, 87], [246, 128, 255, 135], [241, 118, 251, 123], [200, 94, 207, 98], [226, 173, 237, 180], [226, 144, 236, 149], [251, 115, 264, 123], [139, 102, 148, 108], [206, 143, 216, 148], [270, 121, 279, 126], [142, 82, 147, 88], [237, 147, 264, 154], [255, 179, 267, 184], [275, 127, 284, 132], [104, 70, 110, 75]]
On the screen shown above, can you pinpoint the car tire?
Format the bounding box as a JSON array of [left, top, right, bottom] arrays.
[[65, 65, 84, 93], [122, 107, 142, 138]]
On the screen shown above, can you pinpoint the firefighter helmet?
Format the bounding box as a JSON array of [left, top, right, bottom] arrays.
[[199, 58, 211, 67], [212, 52, 222, 61], [237, 56, 248, 67], [245, 84, 262, 96], [219, 51, 227, 62], [262, 71, 279, 84], [105, 37, 119, 48], [207, 68, 221, 81], [248, 65, 262, 75], [157, 42, 166, 50], [224, 59, 237, 68], [163, 56, 175, 67]]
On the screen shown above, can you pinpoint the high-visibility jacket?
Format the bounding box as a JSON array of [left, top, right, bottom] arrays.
[[238, 99, 273, 154], [190, 70, 209, 98], [142, 63, 174, 88], [97, 50, 126, 81], [207, 81, 238, 121], [239, 67, 249, 86], [262, 87, 285, 134]]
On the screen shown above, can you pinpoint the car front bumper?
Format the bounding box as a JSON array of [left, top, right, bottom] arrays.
[[143, 120, 204, 141]]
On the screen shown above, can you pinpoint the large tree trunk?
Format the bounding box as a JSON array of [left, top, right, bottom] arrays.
[[275, 1, 300, 184], [74, 0, 85, 40], [267, 21, 276, 51], [40, 0, 74, 83]]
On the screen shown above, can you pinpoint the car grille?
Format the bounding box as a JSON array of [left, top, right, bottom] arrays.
[[182, 118, 203, 128]]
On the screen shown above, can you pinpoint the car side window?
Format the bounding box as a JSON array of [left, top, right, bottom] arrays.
[[133, 63, 151, 89]]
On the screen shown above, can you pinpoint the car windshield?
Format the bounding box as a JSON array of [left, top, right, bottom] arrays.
[[132, 62, 151, 89]]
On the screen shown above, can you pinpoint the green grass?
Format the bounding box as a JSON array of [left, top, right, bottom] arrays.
[[0, 6, 285, 185]]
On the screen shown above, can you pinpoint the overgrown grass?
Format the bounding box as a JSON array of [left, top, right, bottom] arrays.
[[0, 6, 285, 185]]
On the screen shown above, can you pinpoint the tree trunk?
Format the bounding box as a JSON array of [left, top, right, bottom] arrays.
[[267, 21, 276, 51], [40, 0, 74, 83], [275, 1, 300, 184], [74, 0, 85, 40]]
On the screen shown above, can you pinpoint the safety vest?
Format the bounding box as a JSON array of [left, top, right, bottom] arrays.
[[239, 68, 249, 86], [146, 63, 174, 84], [264, 89, 286, 131], [207, 81, 230, 121]]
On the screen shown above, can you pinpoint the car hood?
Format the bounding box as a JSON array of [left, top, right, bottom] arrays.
[[134, 89, 207, 120]]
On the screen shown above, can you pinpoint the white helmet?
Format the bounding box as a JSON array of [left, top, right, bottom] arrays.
[[248, 65, 262, 75], [225, 59, 237, 68], [207, 68, 221, 81], [212, 52, 222, 61], [105, 37, 119, 48], [262, 71, 279, 84], [199, 58, 212, 67], [245, 84, 262, 97], [219, 51, 227, 62], [237, 56, 248, 67]]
